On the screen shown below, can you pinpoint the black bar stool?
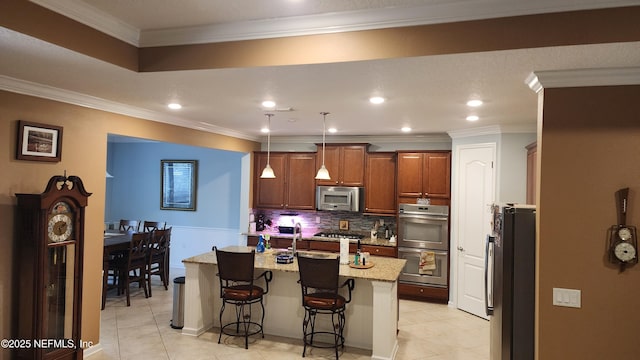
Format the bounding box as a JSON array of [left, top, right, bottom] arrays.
[[215, 248, 273, 349], [296, 253, 354, 359]]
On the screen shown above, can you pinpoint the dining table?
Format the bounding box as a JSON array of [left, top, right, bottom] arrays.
[[102, 231, 132, 309]]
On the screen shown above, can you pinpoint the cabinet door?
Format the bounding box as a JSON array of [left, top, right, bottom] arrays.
[[316, 146, 340, 186], [254, 153, 286, 208], [286, 153, 316, 209], [397, 152, 424, 199], [423, 152, 451, 199], [340, 145, 366, 186], [365, 152, 396, 214]]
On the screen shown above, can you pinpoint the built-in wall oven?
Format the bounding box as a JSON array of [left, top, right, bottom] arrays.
[[397, 204, 449, 287]]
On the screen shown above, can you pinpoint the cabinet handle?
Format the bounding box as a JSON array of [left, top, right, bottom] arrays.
[[419, 288, 424, 293]]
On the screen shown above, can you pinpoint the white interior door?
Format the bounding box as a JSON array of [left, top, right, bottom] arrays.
[[455, 143, 495, 319]]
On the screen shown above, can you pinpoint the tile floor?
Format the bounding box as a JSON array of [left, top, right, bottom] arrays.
[[93, 270, 488, 360]]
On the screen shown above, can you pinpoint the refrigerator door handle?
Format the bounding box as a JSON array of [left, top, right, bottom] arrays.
[[485, 235, 495, 316]]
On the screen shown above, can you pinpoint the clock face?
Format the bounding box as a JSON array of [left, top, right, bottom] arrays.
[[618, 227, 633, 241], [614, 241, 636, 262], [48, 201, 73, 243]]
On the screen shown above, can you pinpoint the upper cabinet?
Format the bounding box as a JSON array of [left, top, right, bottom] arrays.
[[365, 152, 397, 214], [254, 152, 316, 210], [315, 144, 367, 186], [397, 151, 451, 205]]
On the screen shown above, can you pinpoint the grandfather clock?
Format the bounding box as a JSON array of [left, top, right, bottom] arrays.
[[15, 175, 91, 360]]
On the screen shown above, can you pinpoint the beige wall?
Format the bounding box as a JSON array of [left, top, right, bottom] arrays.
[[0, 90, 259, 358], [537, 85, 640, 358]]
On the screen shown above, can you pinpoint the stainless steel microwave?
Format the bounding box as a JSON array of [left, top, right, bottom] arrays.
[[316, 186, 364, 212]]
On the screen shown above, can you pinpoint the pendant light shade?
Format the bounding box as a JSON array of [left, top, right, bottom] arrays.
[[315, 112, 331, 180], [260, 113, 276, 179]]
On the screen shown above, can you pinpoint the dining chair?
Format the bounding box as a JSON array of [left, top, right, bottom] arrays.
[[115, 232, 151, 306], [142, 220, 164, 232], [147, 227, 171, 296], [296, 253, 354, 359], [119, 219, 139, 233], [215, 248, 273, 349]]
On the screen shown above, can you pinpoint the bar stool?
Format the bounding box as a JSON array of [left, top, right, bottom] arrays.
[[296, 253, 354, 359], [215, 248, 273, 349]]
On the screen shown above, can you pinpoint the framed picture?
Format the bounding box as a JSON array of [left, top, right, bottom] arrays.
[[339, 220, 349, 230], [16, 120, 63, 162], [161, 160, 197, 211]]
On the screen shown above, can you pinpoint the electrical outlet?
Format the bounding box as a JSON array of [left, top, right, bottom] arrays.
[[552, 288, 581, 308], [315, 216, 320, 224]]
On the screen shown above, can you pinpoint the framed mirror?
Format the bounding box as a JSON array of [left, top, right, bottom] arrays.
[[161, 160, 197, 211]]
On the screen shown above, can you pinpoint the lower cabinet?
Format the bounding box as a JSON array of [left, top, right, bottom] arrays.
[[247, 236, 309, 250], [398, 283, 448, 303]]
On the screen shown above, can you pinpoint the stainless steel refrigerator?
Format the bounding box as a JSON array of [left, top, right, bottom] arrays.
[[485, 205, 536, 360]]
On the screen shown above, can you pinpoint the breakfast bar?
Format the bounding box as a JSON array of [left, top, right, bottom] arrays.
[[182, 246, 406, 360]]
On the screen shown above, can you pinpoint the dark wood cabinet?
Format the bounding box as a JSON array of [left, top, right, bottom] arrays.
[[398, 283, 448, 303], [15, 175, 91, 360], [365, 152, 396, 214], [397, 151, 451, 205], [316, 144, 367, 186], [247, 236, 309, 250], [254, 152, 316, 210]]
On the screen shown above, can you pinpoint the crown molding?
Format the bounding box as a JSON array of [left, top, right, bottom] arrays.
[[31, 0, 638, 47], [268, 134, 452, 145], [30, 0, 140, 46], [0, 75, 258, 141], [447, 124, 537, 139], [527, 66, 640, 92]]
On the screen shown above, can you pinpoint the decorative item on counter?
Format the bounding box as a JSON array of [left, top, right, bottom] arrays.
[[256, 235, 266, 253], [389, 234, 396, 243], [370, 229, 377, 239]]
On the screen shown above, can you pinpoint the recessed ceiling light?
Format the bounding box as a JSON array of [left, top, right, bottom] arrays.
[[328, 127, 337, 133], [466, 99, 483, 107], [369, 96, 385, 104], [401, 127, 412, 132], [261, 127, 270, 133], [262, 100, 276, 108], [168, 103, 182, 110], [466, 115, 479, 121]]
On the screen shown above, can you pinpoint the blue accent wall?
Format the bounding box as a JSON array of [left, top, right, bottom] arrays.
[[106, 140, 244, 229]]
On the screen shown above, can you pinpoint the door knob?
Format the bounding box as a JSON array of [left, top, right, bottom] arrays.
[[457, 246, 464, 251]]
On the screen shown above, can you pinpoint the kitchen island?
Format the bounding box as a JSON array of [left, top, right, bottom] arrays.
[[182, 246, 406, 360]]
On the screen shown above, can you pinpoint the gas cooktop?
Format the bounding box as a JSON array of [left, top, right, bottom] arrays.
[[313, 232, 364, 240]]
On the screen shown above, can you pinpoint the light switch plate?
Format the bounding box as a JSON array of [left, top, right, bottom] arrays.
[[552, 288, 581, 308]]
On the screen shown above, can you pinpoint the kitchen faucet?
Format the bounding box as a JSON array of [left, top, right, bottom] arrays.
[[292, 222, 301, 254]]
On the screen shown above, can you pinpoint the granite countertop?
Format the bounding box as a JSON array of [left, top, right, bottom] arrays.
[[183, 246, 406, 282], [244, 230, 397, 247]]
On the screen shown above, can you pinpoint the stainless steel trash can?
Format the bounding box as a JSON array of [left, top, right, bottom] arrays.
[[171, 276, 185, 329]]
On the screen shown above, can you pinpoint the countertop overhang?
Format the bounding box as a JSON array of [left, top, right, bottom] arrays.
[[183, 246, 406, 282]]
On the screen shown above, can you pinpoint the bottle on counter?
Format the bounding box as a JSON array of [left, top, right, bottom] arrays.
[[256, 235, 266, 253], [384, 225, 390, 239], [354, 249, 361, 266]]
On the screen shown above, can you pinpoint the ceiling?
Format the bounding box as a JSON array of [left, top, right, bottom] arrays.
[[1, 0, 640, 141]]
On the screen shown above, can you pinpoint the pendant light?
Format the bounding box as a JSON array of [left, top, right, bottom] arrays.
[[260, 113, 276, 179], [315, 112, 331, 180]]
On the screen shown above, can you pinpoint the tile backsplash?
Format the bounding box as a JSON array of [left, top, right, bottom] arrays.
[[251, 209, 396, 236]]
